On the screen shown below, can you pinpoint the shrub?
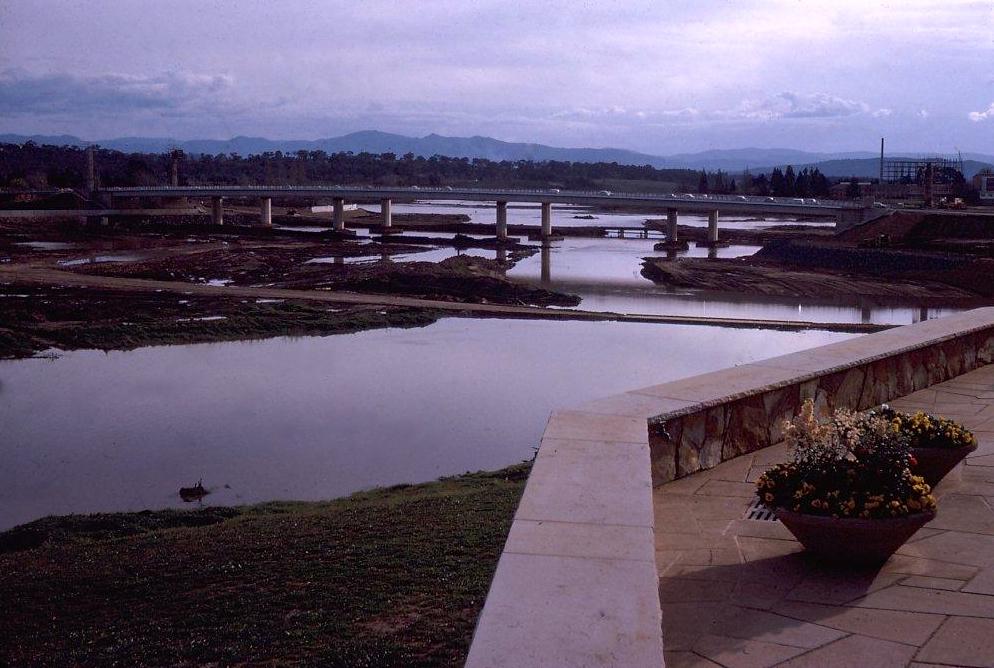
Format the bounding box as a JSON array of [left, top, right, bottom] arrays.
[[876, 406, 977, 449]]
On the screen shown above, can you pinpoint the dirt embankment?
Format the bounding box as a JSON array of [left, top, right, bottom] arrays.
[[644, 222, 836, 246], [641, 239, 994, 301], [838, 211, 994, 256], [69, 244, 576, 307]]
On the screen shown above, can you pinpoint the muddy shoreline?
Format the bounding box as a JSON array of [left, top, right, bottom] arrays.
[[0, 215, 581, 359], [641, 234, 994, 302]]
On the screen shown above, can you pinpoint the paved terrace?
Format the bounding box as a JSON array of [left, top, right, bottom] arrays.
[[656, 365, 994, 668], [467, 308, 994, 667]]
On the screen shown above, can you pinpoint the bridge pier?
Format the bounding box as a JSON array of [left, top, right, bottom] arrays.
[[541, 202, 552, 243], [496, 201, 508, 240], [211, 197, 224, 226], [540, 246, 551, 284], [333, 198, 345, 232], [260, 197, 272, 227], [381, 198, 392, 230], [708, 210, 719, 244], [654, 208, 689, 251]]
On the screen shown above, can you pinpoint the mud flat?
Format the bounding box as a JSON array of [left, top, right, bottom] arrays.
[[0, 282, 442, 359], [640, 240, 994, 302], [0, 215, 578, 359]]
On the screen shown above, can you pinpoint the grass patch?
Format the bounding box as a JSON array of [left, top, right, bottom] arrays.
[[0, 463, 530, 666]]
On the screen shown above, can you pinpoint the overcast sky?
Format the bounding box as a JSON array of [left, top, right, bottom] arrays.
[[1, 0, 992, 154]]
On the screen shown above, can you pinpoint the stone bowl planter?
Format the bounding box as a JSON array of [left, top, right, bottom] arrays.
[[775, 508, 936, 565], [912, 441, 978, 488]]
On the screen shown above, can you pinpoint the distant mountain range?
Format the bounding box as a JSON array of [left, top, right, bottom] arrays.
[[3, 130, 992, 178]]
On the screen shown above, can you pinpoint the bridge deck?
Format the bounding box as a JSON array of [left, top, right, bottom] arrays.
[[100, 186, 862, 218]]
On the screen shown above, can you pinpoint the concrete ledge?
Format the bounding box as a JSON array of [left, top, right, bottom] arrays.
[[466, 412, 663, 667], [467, 307, 994, 667]]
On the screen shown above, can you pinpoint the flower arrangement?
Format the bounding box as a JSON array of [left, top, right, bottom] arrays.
[[757, 399, 936, 519], [876, 406, 977, 449]]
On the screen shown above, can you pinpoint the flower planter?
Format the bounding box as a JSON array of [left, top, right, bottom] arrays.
[[912, 441, 979, 488], [775, 507, 936, 565]]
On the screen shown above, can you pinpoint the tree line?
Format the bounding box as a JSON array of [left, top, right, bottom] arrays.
[[2, 140, 853, 199], [696, 165, 832, 197], [0, 142, 705, 191]]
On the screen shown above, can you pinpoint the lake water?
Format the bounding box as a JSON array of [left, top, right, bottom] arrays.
[[0, 319, 853, 530]]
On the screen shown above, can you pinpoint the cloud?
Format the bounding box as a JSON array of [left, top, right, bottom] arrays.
[[917, 109, 930, 119], [550, 106, 700, 123], [0, 70, 233, 115], [969, 102, 994, 122], [550, 92, 885, 127], [731, 92, 874, 120]]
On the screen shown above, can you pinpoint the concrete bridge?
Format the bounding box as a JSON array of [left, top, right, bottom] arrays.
[[97, 186, 876, 245]]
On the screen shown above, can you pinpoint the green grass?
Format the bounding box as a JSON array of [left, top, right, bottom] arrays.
[[0, 463, 530, 666]]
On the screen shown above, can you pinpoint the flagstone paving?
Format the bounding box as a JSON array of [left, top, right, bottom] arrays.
[[655, 364, 994, 668]]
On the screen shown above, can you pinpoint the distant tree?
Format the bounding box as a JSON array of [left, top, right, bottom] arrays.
[[795, 168, 810, 197], [784, 165, 797, 196], [752, 173, 770, 195], [728, 178, 737, 193], [770, 168, 785, 196], [809, 168, 830, 197], [712, 170, 726, 193], [698, 170, 709, 193]]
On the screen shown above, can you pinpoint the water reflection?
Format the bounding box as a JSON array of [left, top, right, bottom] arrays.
[[0, 319, 853, 529], [507, 237, 760, 287], [390, 200, 835, 230], [547, 287, 962, 326], [502, 237, 966, 325]]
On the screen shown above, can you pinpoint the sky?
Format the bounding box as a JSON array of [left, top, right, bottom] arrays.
[[1, 0, 992, 155]]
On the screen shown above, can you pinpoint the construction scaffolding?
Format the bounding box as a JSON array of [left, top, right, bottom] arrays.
[[878, 156, 964, 204], [881, 156, 960, 184]]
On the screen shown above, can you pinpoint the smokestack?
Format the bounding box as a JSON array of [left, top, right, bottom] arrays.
[[879, 137, 884, 182], [85, 146, 95, 195]]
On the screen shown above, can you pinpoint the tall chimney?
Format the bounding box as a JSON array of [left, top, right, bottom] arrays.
[[879, 137, 884, 182], [85, 146, 95, 195]]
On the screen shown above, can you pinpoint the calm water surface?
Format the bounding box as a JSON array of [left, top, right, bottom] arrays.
[[391, 200, 834, 230], [0, 319, 852, 529]]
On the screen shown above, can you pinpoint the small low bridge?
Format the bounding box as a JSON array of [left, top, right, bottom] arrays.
[[97, 186, 878, 245]]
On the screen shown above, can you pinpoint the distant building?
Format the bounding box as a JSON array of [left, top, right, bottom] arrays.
[[829, 181, 874, 198], [973, 171, 994, 203]]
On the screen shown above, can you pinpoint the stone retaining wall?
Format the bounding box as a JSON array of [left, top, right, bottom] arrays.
[[648, 308, 994, 485], [466, 307, 994, 667]]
